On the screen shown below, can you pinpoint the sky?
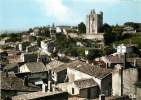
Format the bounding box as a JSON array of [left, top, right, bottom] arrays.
[[0, 0, 141, 31]]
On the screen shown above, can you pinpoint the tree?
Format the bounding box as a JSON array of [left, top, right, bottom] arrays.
[[102, 23, 112, 33], [124, 22, 139, 29], [103, 24, 123, 45], [28, 28, 33, 33], [78, 22, 86, 34], [104, 45, 116, 55], [86, 49, 102, 61]]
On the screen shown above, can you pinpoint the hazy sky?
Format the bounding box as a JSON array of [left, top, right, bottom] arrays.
[[0, 0, 141, 31]]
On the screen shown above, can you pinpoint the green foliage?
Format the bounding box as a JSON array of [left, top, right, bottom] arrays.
[[29, 36, 36, 42], [78, 22, 86, 34], [0, 33, 21, 42], [124, 22, 140, 29], [86, 49, 103, 60], [114, 33, 141, 49], [104, 24, 123, 45], [124, 22, 141, 32], [104, 45, 116, 55], [55, 34, 76, 51], [0, 45, 13, 50]]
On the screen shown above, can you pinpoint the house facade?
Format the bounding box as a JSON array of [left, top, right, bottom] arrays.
[[19, 62, 49, 85]]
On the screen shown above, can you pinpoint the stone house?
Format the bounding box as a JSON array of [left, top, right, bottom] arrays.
[[26, 45, 39, 53], [123, 26, 136, 34], [116, 44, 135, 54], [100, 55, 124, 68], [57, 78, 100, 99], [19, 62, 49, 85], [18, 41, 31, 52], [0, 72, 40, 100], [112, 64, 141, 99], [51, 60, 112, 96], [0, 50, 8, 64], [41, 39, 56, 55], [0, 37, 10, 45], [56, 27, 63, 33], [37, 51, 50, 64], [20, 52, 38, 63], [21, 34, 30, 42]]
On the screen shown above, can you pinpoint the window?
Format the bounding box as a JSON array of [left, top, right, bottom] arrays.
[[72, 88, 74, 94]]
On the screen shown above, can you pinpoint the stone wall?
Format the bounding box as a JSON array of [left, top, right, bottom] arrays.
[[123, 68, 138, 97], [136, 87, 141, 100], [112, 66, 139, 98], [101, 74, 112, 96]]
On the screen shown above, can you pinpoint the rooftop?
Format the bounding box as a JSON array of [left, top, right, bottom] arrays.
[[21, 62, 48, 73], [12, 91, 68, 100], [68, 60, 112, 79], [105, 55, 124, 64], [54, 60, 112, 79], [0, 72, 40, 91], [46, 60, 64, 69], [74, 78, 98, 89]]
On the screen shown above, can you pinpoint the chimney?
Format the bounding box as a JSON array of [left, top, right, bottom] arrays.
[[24, 76, 28, 86], [114, 64, 123, 96], [42, 83, 48, 92], [48, 81, 52, 92], [99, 94, 105, 100], [134, 59, 137, 67]]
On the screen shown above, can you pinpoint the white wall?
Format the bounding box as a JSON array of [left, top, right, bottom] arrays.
[[67, 68, 101, 88], [19, 65, 30, 73], [57, 82, 79, 95]]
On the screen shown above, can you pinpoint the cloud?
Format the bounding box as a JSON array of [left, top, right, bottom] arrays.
[[71, 0, 120, 3], [73, 0, 119, 3], [35, 0, 82, 24], [35, 0, 120, 25]]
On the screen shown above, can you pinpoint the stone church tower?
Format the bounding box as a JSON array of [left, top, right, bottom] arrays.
[[86, 10, 103, 34]]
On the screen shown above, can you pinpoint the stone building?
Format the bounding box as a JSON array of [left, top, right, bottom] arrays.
[[51, 60, 112, 97], [0, 72, 40, 100], [86, 9, 103, 34], [112, 64, 141, 99], [20, 52, 38, 63], [57, 78, 100, 99], [18, 41, 30, 52], [26, 45, 39, 53], [18, 62, 48, 85], [41, 39, 56, 56]]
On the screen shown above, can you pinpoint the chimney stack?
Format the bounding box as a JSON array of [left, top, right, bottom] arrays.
[[42, 83, 48, 92], [134, 59, 137, 67], [99, 94, 105, 100], [48, 81, 52, 92]]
